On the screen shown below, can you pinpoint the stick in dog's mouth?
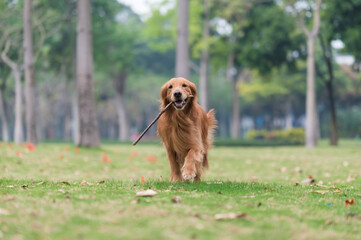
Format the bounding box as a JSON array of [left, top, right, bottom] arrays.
[[132, 95, 194, 145]]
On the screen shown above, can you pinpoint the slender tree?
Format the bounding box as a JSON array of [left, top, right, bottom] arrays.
[[24, 0, 37, 144], [199, 0, 210, 111], [175, 0, 190, 79], [293, 0, 322, 148], [76, 0, 100, 147]]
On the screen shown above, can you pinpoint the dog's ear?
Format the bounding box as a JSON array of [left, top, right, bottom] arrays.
[[160, 83, 169, 105], [189, 82, 197, 98]]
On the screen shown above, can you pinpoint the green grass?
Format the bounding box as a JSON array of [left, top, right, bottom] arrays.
[[0, 140, 360, 240]]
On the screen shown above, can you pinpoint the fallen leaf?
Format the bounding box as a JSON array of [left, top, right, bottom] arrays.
[[21, 185, 28, 189], [16, 151, 22, 157], [26, 143, 36, 151], [4, 196, 15, 202], [141, 176, 147, 183], [75, 148, 80, 153], [7, 185, 14, 188], [132, 151, 138, 157], [59, 154, 64, 159], [347, 176, 355, 182], [214, 213, 249, 220], [333, 189, 341, 194], [0, 208, 10, 215], [345, 198, 355, 207], [60, 181, 70, 186], [136, 189, 157, 197], [81, 180, 90, 186], [301, 175, 315, 184], [313, 190, 329, 194], [171, 195, 182, 203], [325, 220, 333, 225], [101, 153, 112, 163], [97, 180, 105, 184], [36, 182, 44, 185], [58, 189, 67, 194], [280, 167, 286, 173], [147, 155, 158, 163], [64, 147, 69, 152]]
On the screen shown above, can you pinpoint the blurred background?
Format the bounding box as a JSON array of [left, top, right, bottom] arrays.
[[0, 0, 360, 147]]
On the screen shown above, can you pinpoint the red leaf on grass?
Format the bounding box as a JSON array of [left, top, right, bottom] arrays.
[[75, 148, 80, 153], [101, 153, 112, 163], [345, 198, 355, 207], [147, 155, 158, 163], [132, 151, 138, 157], [141, 176, 147, 183], [26, 143, 36, 151], [59, 154, 64, 159]]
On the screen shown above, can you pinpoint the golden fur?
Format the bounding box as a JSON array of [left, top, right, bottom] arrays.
[[157, 77, 217, 182]]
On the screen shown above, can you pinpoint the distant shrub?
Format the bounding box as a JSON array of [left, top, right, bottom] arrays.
[[246, 128, 305, 145]]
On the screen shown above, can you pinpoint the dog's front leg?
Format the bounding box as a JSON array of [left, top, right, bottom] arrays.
[[182, 149, 203, 181], [166, 148, 182, 182]]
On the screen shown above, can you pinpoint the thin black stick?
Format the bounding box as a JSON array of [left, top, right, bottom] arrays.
[[132, 101, 173, 146]]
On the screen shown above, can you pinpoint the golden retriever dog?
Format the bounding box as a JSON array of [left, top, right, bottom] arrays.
[[157, 77, 217, 182]]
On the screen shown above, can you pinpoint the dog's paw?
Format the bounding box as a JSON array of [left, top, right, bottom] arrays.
[[182, 166, 196, 181], [170, 175, 182, 182]]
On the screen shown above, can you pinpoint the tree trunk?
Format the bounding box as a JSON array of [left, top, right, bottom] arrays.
[[76, 0, 100, 147], [24, 0, 37, 144], [326, 81, 338, 145], [319, 34, 338, 146], [14, 69, 24, 144], [0, 84, 9, 142], [231, 78, 240, 138], [175, 0, 190, 79], [305, 36, 318, 148], [199, 0, 210, 111], [113, 71, 129, 141], [285, 99, 293, 129], [227, 52, 240, 138]]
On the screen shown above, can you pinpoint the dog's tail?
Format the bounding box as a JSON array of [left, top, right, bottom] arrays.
[[203, 109, 217, 169]]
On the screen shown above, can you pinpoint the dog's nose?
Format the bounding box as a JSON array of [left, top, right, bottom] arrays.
[[173, 91, 182, 98]]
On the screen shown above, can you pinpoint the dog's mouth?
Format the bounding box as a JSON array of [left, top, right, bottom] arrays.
[[173, 98, 188, 110]]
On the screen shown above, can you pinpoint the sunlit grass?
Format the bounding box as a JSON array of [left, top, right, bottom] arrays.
[[0, 140, 360, 240]]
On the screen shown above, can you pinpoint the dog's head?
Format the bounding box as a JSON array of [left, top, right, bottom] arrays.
[[160, 77, 197, 110]]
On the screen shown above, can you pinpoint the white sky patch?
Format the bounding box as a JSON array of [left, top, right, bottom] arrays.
[[331, 40, 345, 50], [118, 0, 175, 20], [211, 18, 233, 36]]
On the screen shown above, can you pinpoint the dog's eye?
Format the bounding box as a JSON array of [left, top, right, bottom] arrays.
[[169, 85, 173, 89], [182, 84, 187, 87]]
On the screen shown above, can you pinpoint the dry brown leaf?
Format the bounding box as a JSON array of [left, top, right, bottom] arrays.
[[347, 176, 355, 182], [81, 180, 90, 186], [313, 190, 329, 194], [36, 182, 44, 185], [325, 220, 333, 225], [61, 181, 71, 186], [136, 189, 157, 197], [345, 198, 355, 207], [301, 175, 315, 184], [58, 189, 68, 194], [333, 189, 341, 194], [214, 213, 249, 220], [4, 196, 15, 202], [171, 195, 182, 203]]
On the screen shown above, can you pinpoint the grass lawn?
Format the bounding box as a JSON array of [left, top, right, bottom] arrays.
[[1, 140, 360, 240]]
